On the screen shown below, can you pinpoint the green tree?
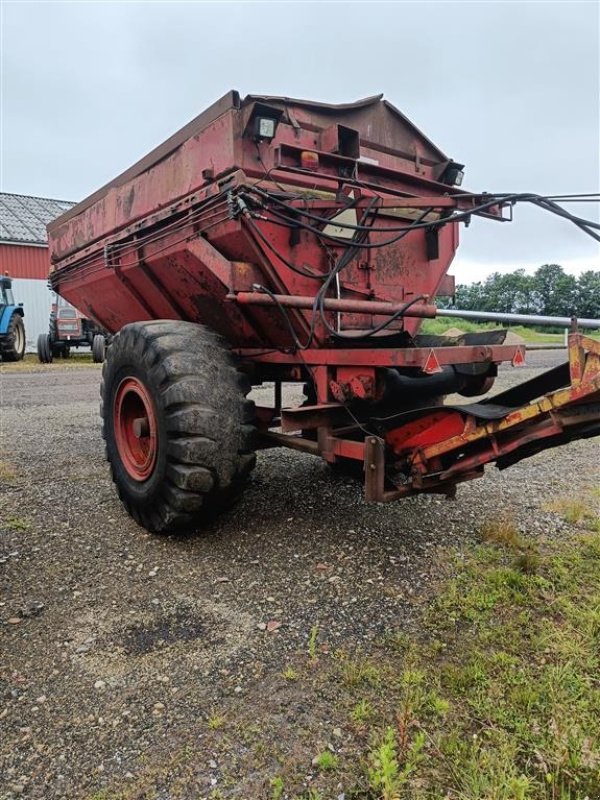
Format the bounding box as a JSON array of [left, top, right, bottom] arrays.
[[532, 264, 576, 316], [481, 270, 535, 314], [511, 270, 536, 314], [574, 270, 600, 318], [443, 264, 597, 320], [452, 282, 485, 310]]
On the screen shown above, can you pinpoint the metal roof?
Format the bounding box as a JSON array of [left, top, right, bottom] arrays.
[[0, 192, 75, 246]]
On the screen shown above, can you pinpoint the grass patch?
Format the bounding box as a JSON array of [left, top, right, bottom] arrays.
[[74, 511, 600, 800], [3, 515, 30, 531], [270, 775, 284, 799], [0, 460, 17, 482], [281, 666, 299, 681], [313, 751, 338, 771], [479, 517, 541, 574], [356, 530, 600, 798], [308, 623, 319, 661], [350, 698, 373, 725], [339, 657, 382, 688], [480, 516, 524, 548], [0, 353, 101, 373], [546, 495, 599, 526], [545, 489, 600, 534], [420, 317, 569, 343], [207, 712, 225, 730]]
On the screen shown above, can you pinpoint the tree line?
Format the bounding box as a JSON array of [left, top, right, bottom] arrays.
[[440, 264, 600, 319]]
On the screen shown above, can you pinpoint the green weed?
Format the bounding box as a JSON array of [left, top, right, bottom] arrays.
[[546, 491, 599, 528], [4, 515, 30, 531], [270, 775, 284, 800], [350, 698, 373, 725], [308, 623, 319, 660], [313, 751, 338, 771], [0, 461, 17, 481], [207, 713, 225, 730], [548, 497, 588, 523], [367, 726, 425, 800], [340, 658, 381, 688], [300, 790, 323, 800], [480, 517, 524, 549]]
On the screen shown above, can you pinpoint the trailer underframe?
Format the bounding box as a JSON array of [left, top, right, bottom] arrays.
[[248, 332, 600, 502]]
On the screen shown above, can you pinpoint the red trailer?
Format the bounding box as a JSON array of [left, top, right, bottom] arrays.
[[47, 91, 600, 533]]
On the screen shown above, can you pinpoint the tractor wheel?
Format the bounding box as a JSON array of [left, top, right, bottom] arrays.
[[37, 333, 53, 363], [101, 321, 256, 534], [1, 315, 26, 361], [92, 334, 105, 363]]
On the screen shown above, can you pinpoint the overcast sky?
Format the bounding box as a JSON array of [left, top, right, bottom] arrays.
[[1, 0, 598, 283]]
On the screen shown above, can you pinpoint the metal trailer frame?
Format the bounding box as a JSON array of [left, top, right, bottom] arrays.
[[45, 92, 600, 511]]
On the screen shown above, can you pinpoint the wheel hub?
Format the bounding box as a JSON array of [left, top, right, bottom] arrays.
[[114, 377, 158, 481]]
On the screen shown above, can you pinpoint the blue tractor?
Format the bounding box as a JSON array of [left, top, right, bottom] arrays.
[[0, 275, 26, 362]]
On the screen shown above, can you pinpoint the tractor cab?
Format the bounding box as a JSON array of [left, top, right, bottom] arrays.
[[0, 275, 16, 309]]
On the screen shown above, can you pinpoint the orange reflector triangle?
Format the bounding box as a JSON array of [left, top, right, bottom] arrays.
[[423, 349, 443, 374], [512, 346, 526, 367]]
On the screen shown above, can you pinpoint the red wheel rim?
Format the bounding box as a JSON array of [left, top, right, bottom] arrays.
[[114, 377, 158, 481]]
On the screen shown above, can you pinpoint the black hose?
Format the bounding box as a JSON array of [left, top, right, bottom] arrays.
[[252, 284, 320, 351], [244, 187, 600, 245]]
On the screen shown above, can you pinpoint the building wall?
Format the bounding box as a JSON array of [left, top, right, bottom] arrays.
[[0, 243, 50, 280], [10, 278, 53, 352], [1, 244, 54, 351]]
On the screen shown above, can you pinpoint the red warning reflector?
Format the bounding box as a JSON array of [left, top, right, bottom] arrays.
[[422, 349, 443, 374], [512, 346, 526, 367]]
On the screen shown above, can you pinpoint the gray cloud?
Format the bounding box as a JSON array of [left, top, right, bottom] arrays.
[[2, 0, 598, 278]]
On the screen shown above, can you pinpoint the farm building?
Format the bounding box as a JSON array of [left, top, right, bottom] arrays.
[[0, 192, 75, 350]]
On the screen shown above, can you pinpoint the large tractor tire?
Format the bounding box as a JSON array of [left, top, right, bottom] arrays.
[[1, 314, 26, 362], [92, 334, 105, 363], [37, 333, 53, 363], [101, 321, 256, 534]]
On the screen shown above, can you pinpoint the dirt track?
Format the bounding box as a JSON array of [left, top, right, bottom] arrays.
[[0, 352, 598, 799]]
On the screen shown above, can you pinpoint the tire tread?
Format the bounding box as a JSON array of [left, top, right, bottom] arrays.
[[100, 320, 256, 534]]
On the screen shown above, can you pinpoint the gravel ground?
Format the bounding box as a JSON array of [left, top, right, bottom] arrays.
[[0, 351, 598, 799]]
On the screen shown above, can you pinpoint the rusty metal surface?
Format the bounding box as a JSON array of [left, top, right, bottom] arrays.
[[281, 404, 350, 433], [230, 292, 437, 319], [44, 90, 600, 508], [49, 90, 241, 233], [47, 93, 490, 353], [379, 333, 600, 497], [47, 92, 455, 259], [245, 92, 448, 163], [237, 345, 520, 369]]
